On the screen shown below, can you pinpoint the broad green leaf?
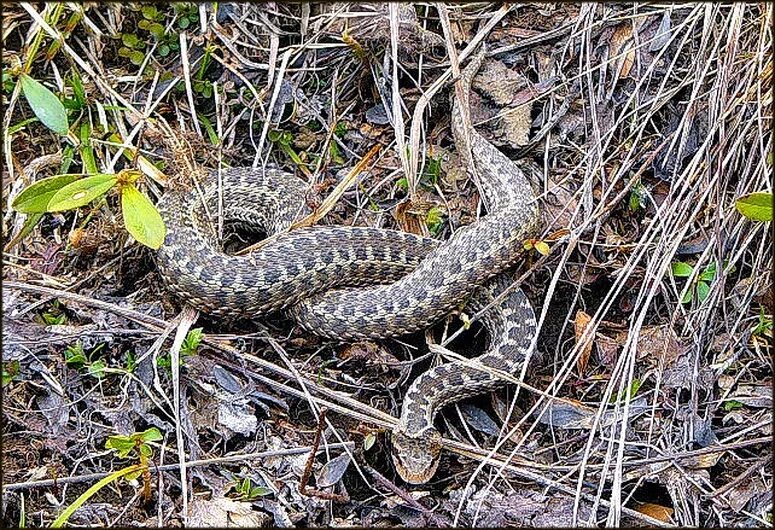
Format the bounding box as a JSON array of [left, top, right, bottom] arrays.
[[735, 192, 773, 222], [12, 173, 81, 213], [140, 427, 162, 442], [47, 173, 117, 212], [696, 281, 711, 303], [671, 261, 694, 278], [121, 184, 166, 249], [534, 240, 551, 256], [106, 435, 136, 458], [19, 74, 69, 135]]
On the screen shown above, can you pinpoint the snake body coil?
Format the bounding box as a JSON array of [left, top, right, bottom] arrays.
[[156, 50, 539, 484]]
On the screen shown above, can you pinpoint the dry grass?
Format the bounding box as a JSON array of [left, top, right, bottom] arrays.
[[2, 3, 772, 527]]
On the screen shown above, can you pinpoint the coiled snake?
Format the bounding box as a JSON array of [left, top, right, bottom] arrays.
[[156, 50, 539, 484]]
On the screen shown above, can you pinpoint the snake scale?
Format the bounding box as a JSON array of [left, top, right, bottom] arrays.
[[156, 49, 539, 484]]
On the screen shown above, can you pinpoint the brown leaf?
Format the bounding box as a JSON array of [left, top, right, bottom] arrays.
[[574, 310, 594, 374], [634, 502, 674, 522], [636, 325, 686, 364], [610, 23, 635, 79], [595, 333, 621, 366]]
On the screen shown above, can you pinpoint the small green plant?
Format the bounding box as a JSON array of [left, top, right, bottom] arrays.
[[229, 476, 273, 501], [751, 307, 773, 337], [12, 168, 166, 250], [425, 206, 445, 235], [123, 351, 138, 373], [629, 179, 646, 211], [11, 70, 167, 249], [420, 155, 442, 188], [39, 300, 67, 325], [2, 361, 20, 386], [181, 327, 204, 356], [610, 378, 642, 404], [119, 4, 196, 64], [722, 399, 744, 412], [157, 328, 204, 369], [51, 428, 162, 527], [106, 427, 163, 461], [671, 260, 732, 304], [65, 341, 107, 380], [268, 130, 307, 170]]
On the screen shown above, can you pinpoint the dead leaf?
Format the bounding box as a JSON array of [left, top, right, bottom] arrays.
[[534, 398, 597, 430], [574, 310, 594, 374], [610, 23, 636, 79], [595, 333, 621, 366], [188, 495, 270, 527], [316, 453, 352, 488], [634, 502, 674, 522], [636, 325, 685, 364]]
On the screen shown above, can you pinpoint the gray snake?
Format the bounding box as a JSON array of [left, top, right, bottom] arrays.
[[156, 49, 539, 484]]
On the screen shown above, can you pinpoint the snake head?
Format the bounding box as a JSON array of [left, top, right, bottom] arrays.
[[390, 427, 443, 484]]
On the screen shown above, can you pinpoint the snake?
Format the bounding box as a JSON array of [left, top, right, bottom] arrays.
[[155, 48, 539, 484]]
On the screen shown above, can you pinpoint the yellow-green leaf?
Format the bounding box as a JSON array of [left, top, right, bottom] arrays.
[[12, 173, 81, 213], [671, 261, 694, 278], [121, 184, 166, 249], [47, 173, 118, 212], [534, 240, 550, 256], [19, 74, 69, 135], [735, 192, 773, 222]]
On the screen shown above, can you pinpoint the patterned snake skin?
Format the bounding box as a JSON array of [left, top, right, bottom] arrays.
[[156, 49, 539, 484]]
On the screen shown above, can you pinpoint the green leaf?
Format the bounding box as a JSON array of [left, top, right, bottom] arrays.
[[723, 399, 744, 412], [106, 435, 136, 458], [12, 173, 81, 213], [70, 72, 86, 108], [680, 286, 694, 304], [7, 117, 40, 136], [181, 328, 204, 356], [696, 281, 710, 303], [64, 342, 87, 367], [141, 5, 159, 20], [139, 444, 152, 458], [363, 432, 376, 451], [671, 261, 694, 278], [50, 464, 146, 528], [425, 206, 445, 235], [140, 427, 163, 443], [79, 122, 97, 174], [735, 192, 773, 222], [148, 22, 165, 40], [249, 486, 273, 498], [178, 17, 190, 29], [120, 184, 167, 249], [19, 74, 69, 135], [88, 359, 106, 379], [699, 263, 718, 282], [47, 173, 117, 212], [121, 33, 141, 49], [129, 50, 146, 66]]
